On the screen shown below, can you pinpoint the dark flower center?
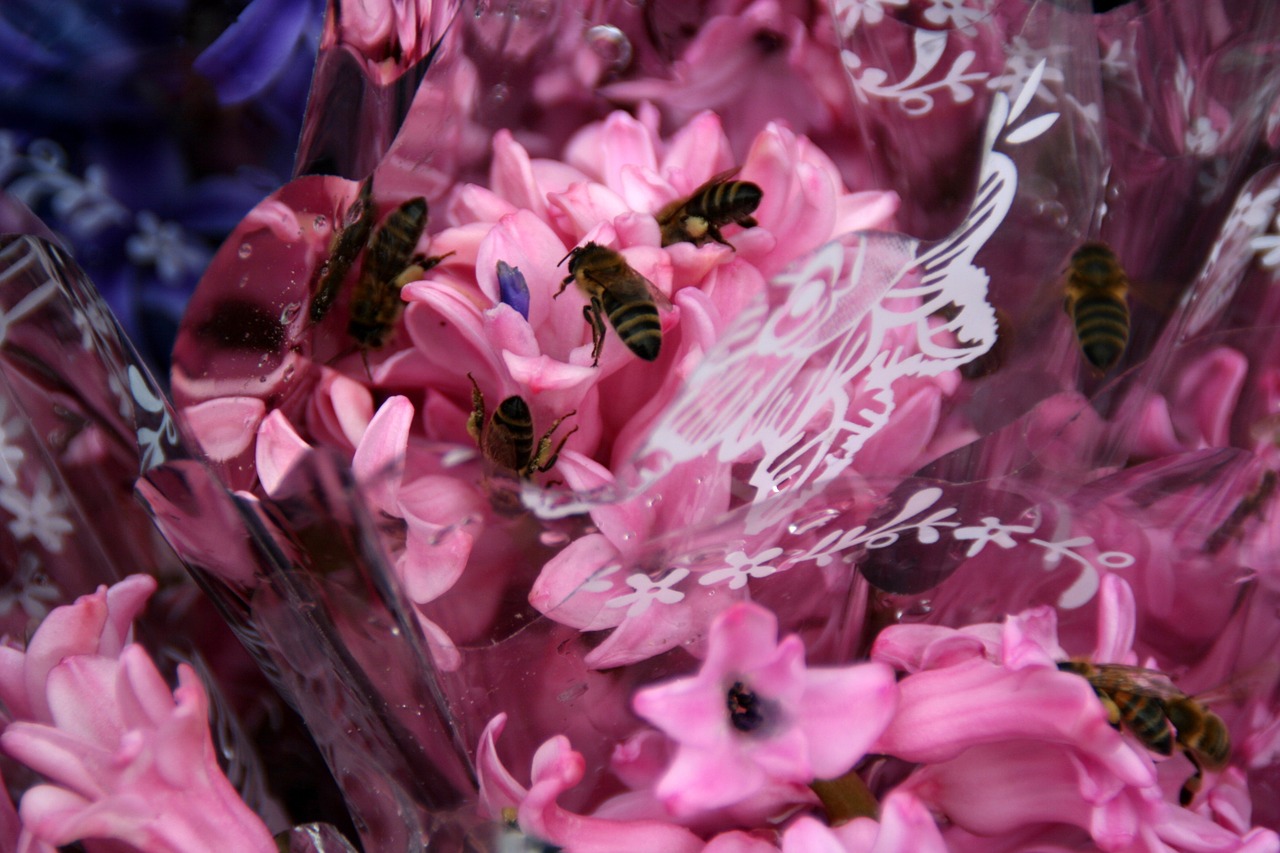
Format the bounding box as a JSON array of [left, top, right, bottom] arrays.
[[753, 29, 787, 55], [726, 681, 767, 733]]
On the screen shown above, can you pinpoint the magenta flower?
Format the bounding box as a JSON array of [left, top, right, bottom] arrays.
[[631, 601, 897, 817]]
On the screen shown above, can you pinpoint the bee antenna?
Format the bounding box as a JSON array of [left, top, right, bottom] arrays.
[[558, 245, 581, 268]]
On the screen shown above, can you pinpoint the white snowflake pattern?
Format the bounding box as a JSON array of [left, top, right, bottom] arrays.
[[952, 516, 1035, 557], [605, 569, 690, 618], [126, 211, 209, 284], [0, 472, 74, 553], [699, 547, 785, 589]]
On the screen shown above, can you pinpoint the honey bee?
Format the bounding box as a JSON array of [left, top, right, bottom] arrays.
[[1058, 660, 1230, 806], [555, 242, 669, 365], [347, 196, 451, 350], [310, 177, 376, 324], [1204, 470, 1278, 554], [1063, 242, 1130, 373], [656, 169, 763, 248], [466, 374, 577, 479]]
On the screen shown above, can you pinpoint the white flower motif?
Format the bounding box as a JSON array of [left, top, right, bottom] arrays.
[[580, 563, 621, 594], [1254, 232, 1280, 269], [0, 472, 73, 553], [921, 0, 988, 31], [986, 37, 1065, 103], [0, 553, 60, 619], [1185, 116, 1221, 156], [952, 516, 1035, 557], [605, 569, 690, 618], [126, 211, 208, 284], [831, 0, 908, 34], [700, 547, 784, 590]]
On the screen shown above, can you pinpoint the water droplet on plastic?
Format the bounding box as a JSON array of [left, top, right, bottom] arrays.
[[238, 242, 253, 259], [488, 83, 511, 108], [896, 600, 933, 620], [279, 302, 302, 324], [557, 683, 588, 703], [585, 25, 632, 70], [788, 507, 840, 535], [313, 214, 328, 230], [539, 530, 570, 547], [237, 275, 249, 289], [283, 364, 296, 381], [258, 375, 268, 383], [1035, 200, 1069, 228]]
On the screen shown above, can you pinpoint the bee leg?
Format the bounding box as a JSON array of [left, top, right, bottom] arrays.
[[420, 250, 455, 273], [534, 423, 579, 473], [1180, 752, 1204, 807], [555, 275, 574, 298], [737, 215, 758, 229], [466, 373, 486, 443], [707, 224, 733, 249], [585, 299, 607, 367]]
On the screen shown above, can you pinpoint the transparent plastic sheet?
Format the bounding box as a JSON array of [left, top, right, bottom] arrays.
[[161, 0, 1280, 842], [0, 234, 293, 834], [296, 0, 460, 179]]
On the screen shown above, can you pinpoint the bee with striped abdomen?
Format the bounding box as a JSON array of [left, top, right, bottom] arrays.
[[347, 196, 451, 351], [310, 177, 376, 324], [1058, 660, 1230, 806], [1063, 242, 1130, 373], [556, 242, 669, 366], [657, 169, 763, 248], [466, 374, 577, 479]]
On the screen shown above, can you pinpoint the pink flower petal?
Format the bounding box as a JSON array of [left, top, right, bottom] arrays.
[[182, 396, 266, 462], [351, 395, 414, 516], [254, 409, 312, 497]]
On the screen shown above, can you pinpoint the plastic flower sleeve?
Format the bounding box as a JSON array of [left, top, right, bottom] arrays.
[[0, 234, 181, 628], [295, 0, 451, 179], [0, 233, 299, 840]]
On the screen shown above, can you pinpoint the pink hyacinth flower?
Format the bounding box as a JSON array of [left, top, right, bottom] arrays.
[[632, 602, 897, 817], [476, 713, 704, 853]]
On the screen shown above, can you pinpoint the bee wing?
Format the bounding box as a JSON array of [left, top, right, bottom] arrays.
[[688, 167, 741, 194], [646, 278, 674, 311], [1088, 664, 1185, 699]]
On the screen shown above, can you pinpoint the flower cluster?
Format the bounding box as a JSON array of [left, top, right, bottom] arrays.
[[3, 0, 1280, 851]]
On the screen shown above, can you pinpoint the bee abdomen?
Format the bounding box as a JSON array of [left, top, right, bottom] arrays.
[[493, 396, 535, 468], [1073, 293, 1129, 370], [604, 297, 662, 361], [689, 181, 763, 224], [1167, 699, 1230, 768], [1113, 689, 1174, 755]]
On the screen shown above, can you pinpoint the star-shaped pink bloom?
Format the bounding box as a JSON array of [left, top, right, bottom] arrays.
[[631, 602, 897, 817]]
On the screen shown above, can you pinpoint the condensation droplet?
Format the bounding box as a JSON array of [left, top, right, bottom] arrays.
[[238, 242, 253, 259], [1035, 200, 1070, 228], [313, 214, 328, 230], [488, 83, 511, 108], [585, 24, 632, 70], [279, 302, 302, 324], [237, 274, 249, 289], [788, 507, 840, 535], [557, 683, 588, 703], [539, 530, 570, 547], [283, 364, 296, 381]]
